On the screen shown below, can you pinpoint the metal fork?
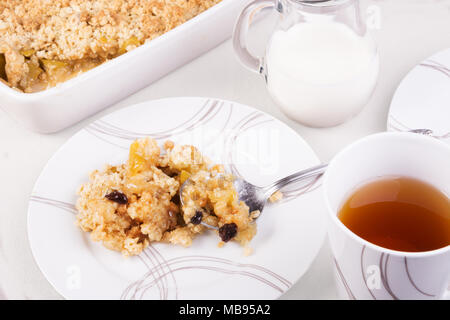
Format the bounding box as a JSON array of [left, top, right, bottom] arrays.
[[180, 164, 328, 230]]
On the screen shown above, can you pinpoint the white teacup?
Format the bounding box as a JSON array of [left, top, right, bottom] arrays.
[[323, 132, 450, 300]]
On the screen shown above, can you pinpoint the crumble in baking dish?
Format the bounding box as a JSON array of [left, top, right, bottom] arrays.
[[0, 0, 222, 92]]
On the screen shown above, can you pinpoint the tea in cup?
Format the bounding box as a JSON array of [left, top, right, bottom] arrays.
[[323, 132, 450, 299]]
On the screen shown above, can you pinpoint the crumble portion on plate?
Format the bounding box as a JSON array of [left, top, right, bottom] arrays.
[[76, 137, 257, 256], [0, 0, 221, 92], [181, 171, 257, 247]]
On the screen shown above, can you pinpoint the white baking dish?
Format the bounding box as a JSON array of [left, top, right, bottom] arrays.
[[0, 0, 248, 133]]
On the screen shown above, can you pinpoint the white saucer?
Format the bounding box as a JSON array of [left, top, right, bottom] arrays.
[[388, 48, 450, 143]]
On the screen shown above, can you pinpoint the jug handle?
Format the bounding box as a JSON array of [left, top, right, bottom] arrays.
[[233, 0, 279, 74]]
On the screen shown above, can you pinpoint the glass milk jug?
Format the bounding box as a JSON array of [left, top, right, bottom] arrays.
[[233, 0, 379, 127]]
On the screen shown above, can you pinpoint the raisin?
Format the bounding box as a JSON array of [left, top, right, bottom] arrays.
[[219, 223, 237, 242], [171, 194, 180, 206], [105, 190, 128, 204], [190, 210, 203, 225]]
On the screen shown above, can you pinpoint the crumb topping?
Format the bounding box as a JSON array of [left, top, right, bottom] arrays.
[[0, 0, 221, 60], [76, 138, 256, 257], [0, 0, 221, 91]]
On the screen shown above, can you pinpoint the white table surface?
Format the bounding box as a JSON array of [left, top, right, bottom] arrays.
[[0, 0, 449, 300]]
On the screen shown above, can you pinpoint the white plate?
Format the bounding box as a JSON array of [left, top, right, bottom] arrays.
[[27, 97, 327, 300], [388, 48, 450, 143]]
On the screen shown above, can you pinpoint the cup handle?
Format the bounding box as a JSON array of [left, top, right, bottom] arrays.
[[232, 0, 278, 74]]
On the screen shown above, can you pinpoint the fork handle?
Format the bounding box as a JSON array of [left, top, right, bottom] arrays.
[[262, 164, 328, 199], [260, 130, 432, 199]]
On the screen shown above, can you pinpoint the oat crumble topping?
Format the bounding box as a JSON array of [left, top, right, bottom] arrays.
[[0, 0, 221, 92], [269, 190, 283, 203], [76, 138, 257, 257]]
